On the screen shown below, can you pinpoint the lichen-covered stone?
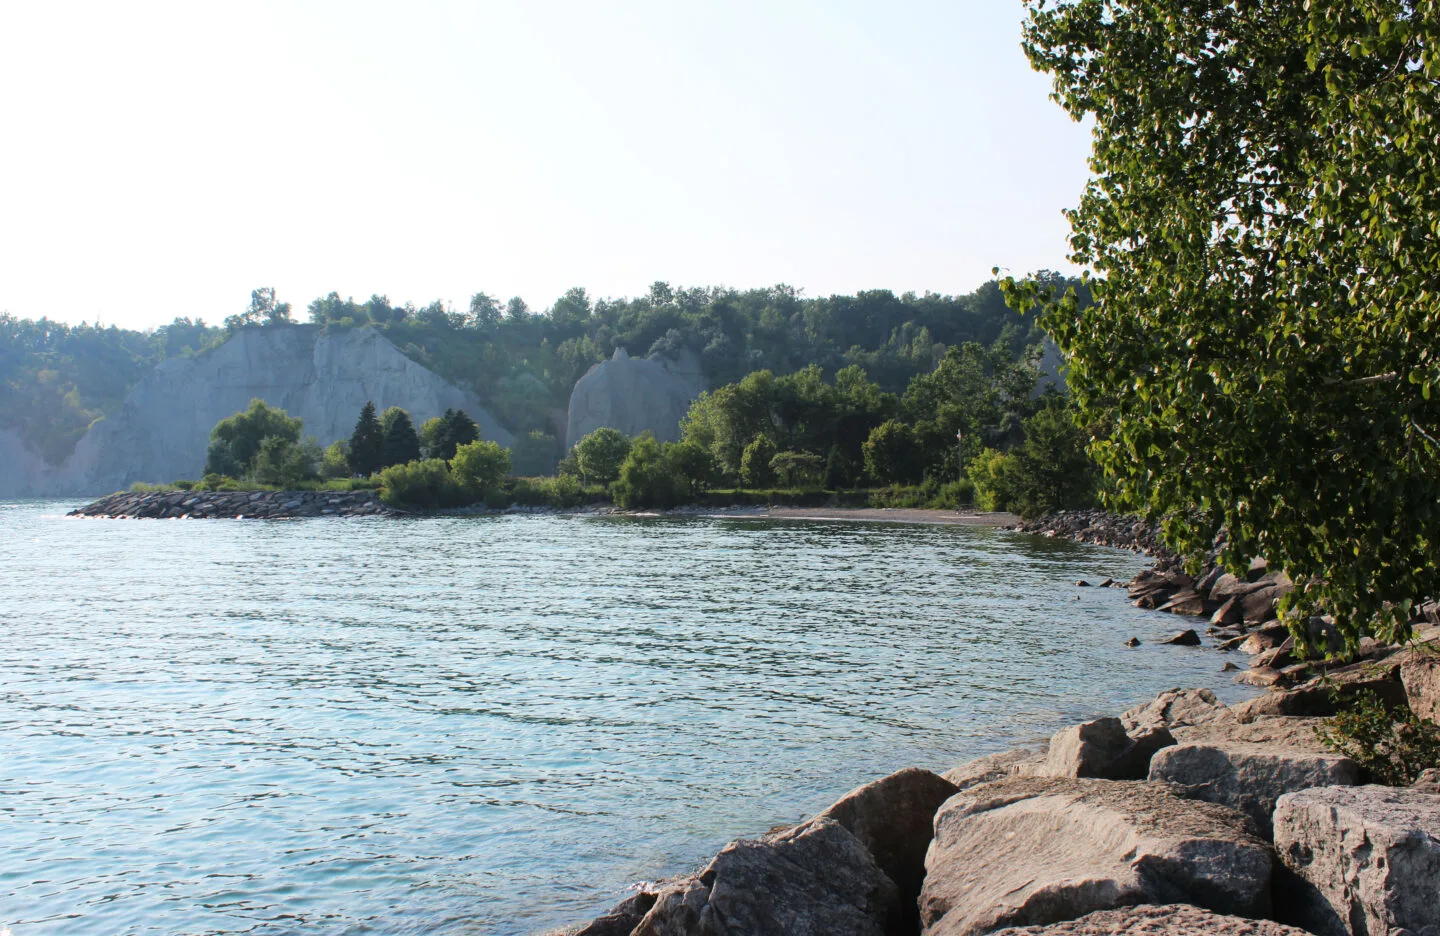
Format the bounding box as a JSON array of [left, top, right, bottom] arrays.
[[986, 904, 1313, 935]]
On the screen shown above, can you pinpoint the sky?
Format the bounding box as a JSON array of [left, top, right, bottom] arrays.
[[0, 1, 1093, 331]]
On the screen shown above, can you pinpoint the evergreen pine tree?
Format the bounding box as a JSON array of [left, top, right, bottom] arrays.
[[380, 407, 422, 469], [431, 408, 480, 461], [347, 401, 386, 477]]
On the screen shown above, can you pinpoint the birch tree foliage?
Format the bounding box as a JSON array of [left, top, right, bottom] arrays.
[[1005, 0, 1440, 646]]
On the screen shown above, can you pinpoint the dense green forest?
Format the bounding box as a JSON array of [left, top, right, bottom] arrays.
[[1, 275, 1079, 465]]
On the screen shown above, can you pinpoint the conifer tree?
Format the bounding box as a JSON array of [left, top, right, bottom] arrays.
[[380, 407, 422, 468], [347, 401, 386, 477]]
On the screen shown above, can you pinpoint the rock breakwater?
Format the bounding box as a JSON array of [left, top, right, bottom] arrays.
[[68, 489, 391, 520], [557, 680, 1440, 936]]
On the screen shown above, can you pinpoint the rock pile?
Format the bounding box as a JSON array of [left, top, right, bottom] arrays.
[[67, 489, 391, 520], [1015, 509, 1171, 557], [556, 684, 1440, 936]]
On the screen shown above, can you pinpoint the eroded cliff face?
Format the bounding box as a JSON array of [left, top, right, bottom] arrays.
[[3, 326, 513, 497], [565, 348, 707, 450]]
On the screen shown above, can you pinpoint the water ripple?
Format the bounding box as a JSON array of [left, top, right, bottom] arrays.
[[0, 504, 1252, 935]]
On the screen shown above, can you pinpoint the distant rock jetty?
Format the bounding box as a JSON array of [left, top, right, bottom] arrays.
[[68, 489, 391, 520]]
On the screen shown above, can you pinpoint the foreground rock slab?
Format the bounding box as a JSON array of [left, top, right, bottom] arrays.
[[814, 767, 958, 935], [633, 817, 897, 936], [986, 904, 1313, 935], [1273, 785, 1440, 936], [920, 777, 1274, 936], [1149, 718, 1360, 838]]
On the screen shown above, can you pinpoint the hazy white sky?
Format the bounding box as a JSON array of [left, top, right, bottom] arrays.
[[0, 1, 1091, 331]]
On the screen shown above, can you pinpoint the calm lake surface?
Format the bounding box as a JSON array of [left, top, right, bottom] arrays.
[[0, 501, 1253, 935]]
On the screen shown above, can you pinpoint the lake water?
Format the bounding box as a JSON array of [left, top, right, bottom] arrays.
[[0, 502, 1253, 935]]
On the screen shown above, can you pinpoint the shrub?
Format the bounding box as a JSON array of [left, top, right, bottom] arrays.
[[966, 448, 1017, 512], [613, 433, 684, 508], [574, 427, 631, 486], [510, 474, 586, 508], [206, 399, 303, 477], [450, 439, 511, 496], [1315, 689, 1440, 786], [320, 440, 351, 479], [739, 435, 777, 489], [173, 479, 196, 491], [378, 459, 468, 509]]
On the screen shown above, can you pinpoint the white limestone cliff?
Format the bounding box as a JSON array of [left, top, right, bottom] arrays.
[[2, 325, 513, 497], [565, 348, 707, 450]]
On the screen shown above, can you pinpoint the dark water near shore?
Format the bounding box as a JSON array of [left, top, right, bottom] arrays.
[[0, 502, 1252, 935]]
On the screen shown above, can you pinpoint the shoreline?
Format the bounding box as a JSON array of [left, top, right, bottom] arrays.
[[66, 488, 1022, 527]]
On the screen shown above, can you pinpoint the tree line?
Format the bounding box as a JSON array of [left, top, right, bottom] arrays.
[[2, 277, 1077, 468]]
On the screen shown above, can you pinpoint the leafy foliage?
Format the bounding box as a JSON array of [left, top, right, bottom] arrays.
[[377, 459, 468, 509], [201, 399, 317, 487], [1009, 0, 1440, 644], [1315, 689, 1440, 786], [739, 436, 778, 489], [450, 439, 511, 496], [574, 427, 631, 487], [611, 433, 684, 509], [863, 420, 923, 486]]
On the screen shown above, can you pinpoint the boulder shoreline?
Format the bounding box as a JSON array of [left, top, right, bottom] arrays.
[[67, 488, 393, 520]]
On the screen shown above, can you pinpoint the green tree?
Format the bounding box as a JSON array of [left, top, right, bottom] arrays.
[[204, 399, 304, 477], [862, 420, 921, 486], [1004, 398, 1097, 519], [1011, 0, 1440, 645], [612, 433, 683, 508], [665, 439, 719, 497], [739, 435, 777, 489], [574, 427, 632, 486], [380, 407, 422, 468], [420, 408, 480, 461], [252, 436, 321, 487], [450, 439, 511, 495], [770, 450, 824, 489], [347, 401, 387, 477], [225, 287, 292, 331], [320, 439, 351, 479]]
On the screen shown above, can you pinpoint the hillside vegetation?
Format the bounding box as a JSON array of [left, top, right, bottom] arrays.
[[2, 276, 1079, 465]]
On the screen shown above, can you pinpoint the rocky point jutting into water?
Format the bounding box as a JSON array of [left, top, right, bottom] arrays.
[[0, 326, 514, 498]]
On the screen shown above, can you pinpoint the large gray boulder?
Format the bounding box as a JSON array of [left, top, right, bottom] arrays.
[[1273, 784, 1440, 936], [565, 348, 706, 450], [814, 767, 957, 935], [919, 777, 1274, 936], [1149, 718, 1361, 837], [986, 904, 1314, 935], [1040, 717, 1175, 780], [632, 817, 898, 936], [9, 325, 514, 496]]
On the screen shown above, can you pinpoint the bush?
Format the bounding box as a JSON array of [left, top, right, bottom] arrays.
[[508, 474, 586, 508], [320, 440, 351, 479], [612, 433, 684, 508], [966, 448, 1017, 512], [740, 435, 777, 489], [666, 439, 720, 496], [378, 459, 469, 509], [450, 439, 511, 496], [1315, 689, 1440, 786], [173, 479, 196, 491]]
